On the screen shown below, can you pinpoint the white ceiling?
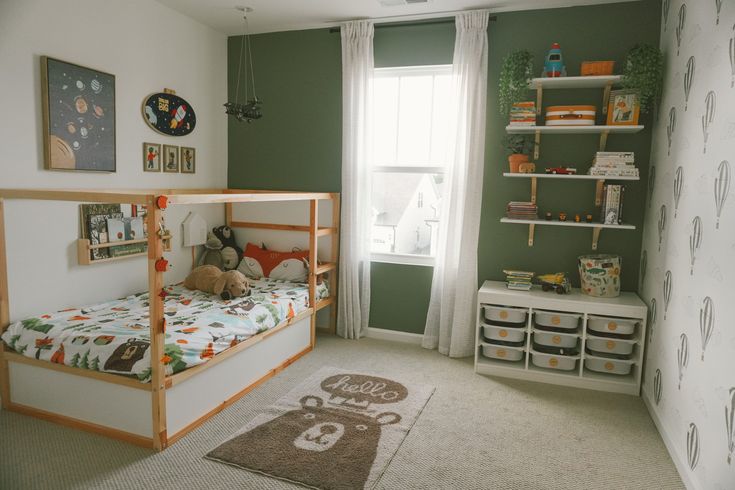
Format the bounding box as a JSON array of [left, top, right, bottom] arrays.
[[155, 0, 639, 35]]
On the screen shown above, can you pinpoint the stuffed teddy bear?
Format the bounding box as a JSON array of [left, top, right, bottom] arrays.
[[184, 265, 250, 300], [212, 225, 242, 271], [197, 232, 225, 270]]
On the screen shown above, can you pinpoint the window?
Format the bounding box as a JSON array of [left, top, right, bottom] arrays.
[[370, 65, 453, 266]]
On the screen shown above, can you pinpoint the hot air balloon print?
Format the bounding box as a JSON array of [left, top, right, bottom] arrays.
[[667, 107, 676, 156], [715, 0, 723, 25], [726, 387, 735, 464], [663, 0, 670, 30], [658, 204, 667, 251], [730, 24, 735, 87], [715, 160, 730, 229], [702, 91, 715, 153], [678, 332, 688, 389], [689, 216, 702, 275], [699, 296, 713, 360], [653, 368, 662, 405], [674, 166, 683, 218], [676, 4, 686, 56], [648, 166, 656, 208], [684, 56, 695, 111], [664, 270, 672, 320], [648, 298, 657, 343], [687, 422, 700, 470]]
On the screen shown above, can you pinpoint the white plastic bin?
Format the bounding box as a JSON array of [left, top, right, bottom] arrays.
[[584, 356, 634, 375], [483, 305, 528, 325], [533, 330, 579, 349], [534, 310, 581, 330], [530, 350, 579, 371], [586, 337, 636, 356], [481, 343, 525, 362], [587, 315, 639, 336], [483, 324, 526, 343]]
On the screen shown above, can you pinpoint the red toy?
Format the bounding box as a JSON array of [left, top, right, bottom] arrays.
[[545, 166, 578, 175]]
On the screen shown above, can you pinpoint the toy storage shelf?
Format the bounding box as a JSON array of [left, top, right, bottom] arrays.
[[529, 75, 622, 89], [475, 280, 647, 396], [505, 125, 643, 134], [77, 235, 171, 266], [499, 218, 634, 250], [502, 172, 639, 181]]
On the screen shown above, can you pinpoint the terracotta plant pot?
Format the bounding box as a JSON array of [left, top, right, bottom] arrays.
[[508, 154, 530, 173]]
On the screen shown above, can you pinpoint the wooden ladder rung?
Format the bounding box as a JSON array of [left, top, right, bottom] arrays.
[[315, 262, 336, 275], [315, 296, 335, 310]]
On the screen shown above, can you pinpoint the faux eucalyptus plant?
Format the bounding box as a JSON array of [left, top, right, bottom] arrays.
[[622, 44, 664, 114], [498, 50, 534, 115]]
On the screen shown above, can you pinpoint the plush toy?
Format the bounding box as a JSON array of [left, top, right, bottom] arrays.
[[212, 225, 242, 271], [197, 232, 225, 270], [184, 265, 250, 300]]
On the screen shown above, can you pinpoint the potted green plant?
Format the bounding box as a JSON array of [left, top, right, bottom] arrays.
[[498, 50, 534, 115], [503, 134, 532, 173], [622, 44, 664, 114]]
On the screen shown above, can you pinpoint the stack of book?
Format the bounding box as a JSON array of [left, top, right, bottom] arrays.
[[599, 184, 625, 225], [80, 204, 147, 261], [506, 201, 538, 220], [588, 151, 639, 177], [503, 270, 534, 291], [509, 101, 537, 126]]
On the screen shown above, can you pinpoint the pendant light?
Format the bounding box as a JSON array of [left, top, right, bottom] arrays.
[[224, 6, 262, 123]]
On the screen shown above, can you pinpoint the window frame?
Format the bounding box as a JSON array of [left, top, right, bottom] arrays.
[[370, 64, 452, 267]]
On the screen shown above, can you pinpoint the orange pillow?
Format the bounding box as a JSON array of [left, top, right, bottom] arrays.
[[237, 242, 309, 281]]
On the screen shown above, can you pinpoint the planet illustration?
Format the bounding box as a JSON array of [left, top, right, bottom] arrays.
[[75, 96, 88, 114], [49, 135, 75, 169], [76, 80, 85, 90], [144, 105, 157, 125], [72, 141, 81, 150], [93, 105, 104, 118], [80, 127, 88, 139], [62, 84, 68, 90], [66, 122, 76, 134], [91, 79, 101, 93]]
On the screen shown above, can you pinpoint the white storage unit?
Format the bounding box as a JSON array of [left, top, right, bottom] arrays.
[[475, 280, 647, 395]]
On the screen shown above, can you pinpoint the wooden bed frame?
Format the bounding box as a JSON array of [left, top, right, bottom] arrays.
[[0, 188, 340, 451]]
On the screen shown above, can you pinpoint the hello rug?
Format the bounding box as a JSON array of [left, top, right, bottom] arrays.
[[206, 366, 435, 489]]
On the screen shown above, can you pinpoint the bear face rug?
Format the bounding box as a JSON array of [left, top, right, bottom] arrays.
[[205, 366, 435, 489]]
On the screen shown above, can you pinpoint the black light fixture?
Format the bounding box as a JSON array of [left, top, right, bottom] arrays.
[[224, 6, 262, 123]]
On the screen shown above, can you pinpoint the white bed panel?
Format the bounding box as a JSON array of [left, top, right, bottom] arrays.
[[8, 361, 152, 436], [166, 316, 311, 435]]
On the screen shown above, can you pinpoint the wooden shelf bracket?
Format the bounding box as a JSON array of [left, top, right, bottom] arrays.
[[533, 130, 541, 160], [601, 82, 613, 115], [530, 177, 538, 204], [528, 223, 535, 247], [595, 179, 605, 206], [599, 129, 609, 151], [592, 226, 602, 250]]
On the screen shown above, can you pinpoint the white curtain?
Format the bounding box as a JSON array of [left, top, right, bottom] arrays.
[[337, 20, 374, 339], [422, 11, 489, 357]]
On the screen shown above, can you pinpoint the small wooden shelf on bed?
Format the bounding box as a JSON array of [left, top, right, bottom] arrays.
[[77, 236, 172, 265]]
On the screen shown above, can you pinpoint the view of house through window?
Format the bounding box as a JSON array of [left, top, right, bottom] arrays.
[[371, 65, 453, 262]]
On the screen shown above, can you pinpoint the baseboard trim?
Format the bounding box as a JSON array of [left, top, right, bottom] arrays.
[[642, 391, 700, 490], [365, 327, 423, 345]]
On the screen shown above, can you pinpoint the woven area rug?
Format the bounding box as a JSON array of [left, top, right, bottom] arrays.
[[206, 366, 435, 489]]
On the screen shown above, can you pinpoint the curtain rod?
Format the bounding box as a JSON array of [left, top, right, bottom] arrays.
[[328, 16, 497, 33]]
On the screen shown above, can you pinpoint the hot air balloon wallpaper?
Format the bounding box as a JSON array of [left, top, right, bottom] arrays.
[[658, 204, 667, 251], [730, 24, 735, 87], [648, 297, 657, 343], [699, 296, 713, 361], [663, 0, 670, 30], [649, 165, 657, 207], [678, 332, 688, 389], [640, 250, 647, 287], [689, 216, 702, 275], [702, 91, 715, 153], [684, 56, 695, 111], [654, 368, 662, 405], [715, 160, 730, 229], [673, 166, 683, 218], [687, 422, 700, 470], [663, 270, 672, 320], [676, 4, 686, 56], [727, 387, 735, 464], [667, 107, 676, 156], [714, 0, 722, 25]]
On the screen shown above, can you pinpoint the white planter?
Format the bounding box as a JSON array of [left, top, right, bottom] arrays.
[[534, 310, 580, 330], [481, 343, 525, 362], [587, 315, 638, 336], [586, 336, 635, 356], [483, 305, 528, 325], [530, 350, 579, 371], [584, 356, 634, 375], [533, 330, 579, 349], [483, 324, 526, 343]]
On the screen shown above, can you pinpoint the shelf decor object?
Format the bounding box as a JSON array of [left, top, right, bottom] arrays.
[[475, 280, 647, 396], [77, 235, 171, 265]]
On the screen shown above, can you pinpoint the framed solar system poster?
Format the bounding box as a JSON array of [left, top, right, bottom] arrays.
[[41, 56, 116, 172]]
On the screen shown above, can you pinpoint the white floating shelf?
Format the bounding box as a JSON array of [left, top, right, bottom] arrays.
[[500, 218, 635, 230], [506, 125, 644, 134], [502, 172, 639, 181], [529, 75, 622, 89]]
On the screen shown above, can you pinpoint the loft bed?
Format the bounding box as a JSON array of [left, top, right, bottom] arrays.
[[0, 188, 340, 451]]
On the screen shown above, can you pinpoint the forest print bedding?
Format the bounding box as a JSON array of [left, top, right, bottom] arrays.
[[1, 279, 328, 382]]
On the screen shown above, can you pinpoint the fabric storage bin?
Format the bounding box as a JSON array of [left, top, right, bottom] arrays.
[[545, 105, 596, 126], [483, 324, 526, 343], [578, 254, 621, 298], [530, 350, 579, 371], [586, 336, 636, 356], [533, 330, 579, 349], [481, 343, 524, 362], [534, 310, 580, 330], [580, 61, 615, 76], [584, 355, 634, 375], [587, 315, 638, 336], [483, 305, 527, 326]]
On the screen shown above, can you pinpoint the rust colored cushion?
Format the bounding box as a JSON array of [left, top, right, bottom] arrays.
[[237, 242, 309, 282]]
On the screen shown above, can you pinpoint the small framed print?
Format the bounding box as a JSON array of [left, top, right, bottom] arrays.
[[180, 146, 195, 174], [606, 89, 640, 126], [142, 142, 161, 172], [163, 144, 179, 173]]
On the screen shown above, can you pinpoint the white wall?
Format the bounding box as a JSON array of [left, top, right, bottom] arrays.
[[640, 2, 735, 489], [0, 0, 228, 319]]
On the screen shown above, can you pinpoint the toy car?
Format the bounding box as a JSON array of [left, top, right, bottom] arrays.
[[536, 272, 572, 294], [545, 166, 577, 175]]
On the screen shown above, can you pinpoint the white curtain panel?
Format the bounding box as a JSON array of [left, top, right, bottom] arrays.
[[422, 11, 489, 357], [337, 20, 374, 339]]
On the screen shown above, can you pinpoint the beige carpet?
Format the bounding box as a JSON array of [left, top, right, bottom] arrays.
[[0, 334, 683, 489]]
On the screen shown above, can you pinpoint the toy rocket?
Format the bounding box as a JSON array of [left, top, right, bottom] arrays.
[[169, 104, 187, 129], [544, 43, 566, 78]]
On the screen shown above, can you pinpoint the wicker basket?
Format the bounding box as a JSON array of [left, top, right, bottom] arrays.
[[580, 61, 615, 76]]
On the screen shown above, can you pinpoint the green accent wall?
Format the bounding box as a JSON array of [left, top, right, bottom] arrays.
[[228, 0, 661, 335]]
